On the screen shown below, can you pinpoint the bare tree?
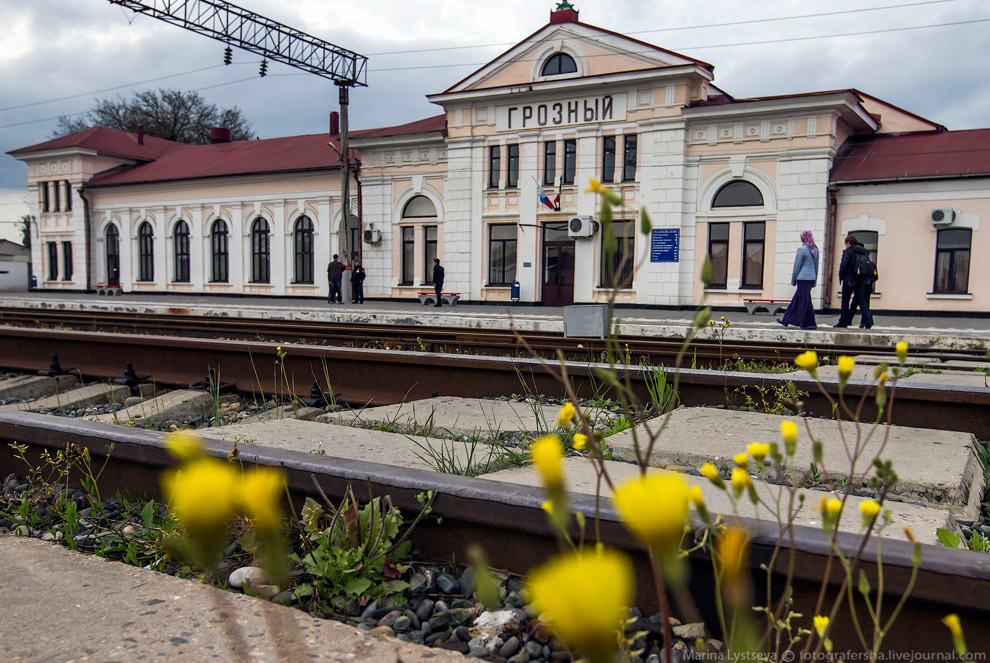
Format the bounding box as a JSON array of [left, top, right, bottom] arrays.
[[55, 88, 254, 144], [19, 215, 34, 249]]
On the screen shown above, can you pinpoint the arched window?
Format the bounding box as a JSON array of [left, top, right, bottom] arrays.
[[173, 220, 190, 283], [250, 217, 270, 283], [712, 180, 764, 208], [293, 216, 314, 284], [402, 195, 437, 218], [138, 222, 154, 282], [541, 52, 577, 76], [210, 220, 229, 283], [105, 225, 120, 286]]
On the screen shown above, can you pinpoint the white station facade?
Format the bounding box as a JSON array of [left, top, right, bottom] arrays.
[[10, 4, 990, 313]]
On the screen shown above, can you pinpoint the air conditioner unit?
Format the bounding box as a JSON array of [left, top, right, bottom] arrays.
[[567, 215, 596, 238], [363, 228, 381, 244], [930, 208, 956, 226]]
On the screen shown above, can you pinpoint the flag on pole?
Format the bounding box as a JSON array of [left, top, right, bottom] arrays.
[[538, 188, 556, 210]]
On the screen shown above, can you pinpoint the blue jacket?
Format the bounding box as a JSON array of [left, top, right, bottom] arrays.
[[791, 244, 819, 285]]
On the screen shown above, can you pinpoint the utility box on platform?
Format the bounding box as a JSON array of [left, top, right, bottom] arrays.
[[563, 304, 608, 339]]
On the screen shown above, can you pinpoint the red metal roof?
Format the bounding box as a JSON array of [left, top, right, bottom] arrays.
[[351, 114, 446, 139], [7, 127, 178, 160], [831, 129, 990, 183]]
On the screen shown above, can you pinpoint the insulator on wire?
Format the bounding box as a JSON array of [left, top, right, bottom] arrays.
[[223, 46, 232, 65], [259, 59, 268, 77]]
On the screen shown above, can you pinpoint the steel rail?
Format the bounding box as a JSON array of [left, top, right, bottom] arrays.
[[1, 326, 988, 438], [1, 411, 987, 652]]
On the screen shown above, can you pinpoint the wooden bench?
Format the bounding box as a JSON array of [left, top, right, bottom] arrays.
[[95, 285, 123, 296], [418, 292, 460, 306], [743, 298, 789, 315]]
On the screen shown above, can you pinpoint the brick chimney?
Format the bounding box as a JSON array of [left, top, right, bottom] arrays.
[[136, 125, 144, 145], [210, 127, 232, 144], [550, 2, 579, 24], [329, 111, 340, 136]]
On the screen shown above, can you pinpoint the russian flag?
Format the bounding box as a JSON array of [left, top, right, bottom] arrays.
[[538, 188, 556, 210]]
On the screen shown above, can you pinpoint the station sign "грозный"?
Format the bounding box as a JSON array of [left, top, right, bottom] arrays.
[[496, 94, 628, 131]]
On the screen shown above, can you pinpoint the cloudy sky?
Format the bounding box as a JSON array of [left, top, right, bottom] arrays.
[[1, 0, 988, 242]]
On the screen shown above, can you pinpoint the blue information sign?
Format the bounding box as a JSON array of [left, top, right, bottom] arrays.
[[650, 228, 679, 262]]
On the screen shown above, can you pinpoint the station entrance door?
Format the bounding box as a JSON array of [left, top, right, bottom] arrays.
[[541, 221, 574, 307]]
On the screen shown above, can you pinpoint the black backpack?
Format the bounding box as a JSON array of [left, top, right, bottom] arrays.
[[854, 251, 878, 284]]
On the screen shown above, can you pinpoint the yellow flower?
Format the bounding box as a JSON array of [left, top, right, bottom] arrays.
[[733, 452, 749, 468], [837, 355, 855, 385], [541, 500, 554, 516], [794, 350, 818, 378], [613, 473, 689, 556], [162, 458, 238, 538], [700, 462, 724, 489], [719, 526, 749, 583], [878, 371, 889, 384], [239, 466, 285, 534], [730, 468, 752, 498], [826, 498, 843, 518], [942, 614, 967, 656], [859, 499, 881, 527], [780, 420, 798, 455], [556, 402, 577, 430], [572, 433, 588, 450], [814, 615, 829, 638], [528, 549, 633, 663], [531, 435, 564, 492], [584, 178, 610, 194], [746, 442, 770, 464], [904, 527, 916, 543], [165, 430, 205, 462], [896, 341, 909, 365]]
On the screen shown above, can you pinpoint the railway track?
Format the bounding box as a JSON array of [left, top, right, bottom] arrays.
[[3, 306, 987, 368]]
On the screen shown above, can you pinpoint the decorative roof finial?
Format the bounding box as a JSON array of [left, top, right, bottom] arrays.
[[555, 1, 575, 10]]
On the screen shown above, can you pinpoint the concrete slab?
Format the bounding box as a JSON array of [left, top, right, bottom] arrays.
[[93, 389, 214, 425], [0, 535, 469, 663], [852, 354, 942, 366], [779, 365, 884, 382], [0, 382, 131, 412], [604, 408, 984, 520], [944, 360, 990, 370], [324, 396, 606, 440], [0, 374, 79, 401], [479, 457, 953, 544], [901, 372, 990, 388], [237, 404, 326, 424], [206, 418, 501, 474]]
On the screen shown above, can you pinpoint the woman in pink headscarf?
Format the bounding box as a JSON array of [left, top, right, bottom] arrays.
[[778, 230, 820, 330]]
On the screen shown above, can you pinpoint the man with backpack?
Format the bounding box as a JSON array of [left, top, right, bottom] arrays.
[[835, 234, 876, 329]]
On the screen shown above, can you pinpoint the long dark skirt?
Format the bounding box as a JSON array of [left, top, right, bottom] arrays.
[[780, 280, 816, 329]]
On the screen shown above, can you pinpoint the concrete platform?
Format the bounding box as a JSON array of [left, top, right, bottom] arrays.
[[605, 408, 984, 520], [779, 364, 990, 389], [0, 382, 131, 413], [479, 457, 953, 544], [205, 418, 498, 473], [0, 535, 469, 663], [93, 389, 213, 425], [0, 374, 78, 401], [324, 396, 608, 440]]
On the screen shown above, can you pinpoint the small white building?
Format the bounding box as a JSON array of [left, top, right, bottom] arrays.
[[0, 239, 31, 292], [8, 4, 990, 313]]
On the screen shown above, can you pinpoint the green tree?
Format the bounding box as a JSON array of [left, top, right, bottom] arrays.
[[19, 214, 33, 248], [55, 88, 254, 144]]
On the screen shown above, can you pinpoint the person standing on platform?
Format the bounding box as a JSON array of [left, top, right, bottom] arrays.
[[431, 258, 445, 308], [350, 259, 366, 304], [834, 234, 874, 329], [778, 230, 820, 330], [327, 254, 344, 304]]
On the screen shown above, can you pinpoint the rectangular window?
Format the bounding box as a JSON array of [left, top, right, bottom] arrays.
[[601, 136, 616, 183], [52, 181, 61, 212], [40, 182, 49, 213], [933, 228, 971, 294], [601, 220, 635, 288], [488, 145, 501, 189], [622, 135, 638, 181], [423, 225, 438, 284], [543, 141, 556, 186], [64, 181, 72, 212], [62, 241, 73, 281], [741, 222, 765, 289], [488, 224, 517, 286], [707, 223, 729, 289], [563, 139, 576, 184], [506, 144, 519, 188], [400, 226, 415, 285], [47, 242, 58, 281]]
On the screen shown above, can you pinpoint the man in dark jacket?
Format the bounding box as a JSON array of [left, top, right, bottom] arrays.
[[835, 234, 874, 329], [327, 254, 344, 304], [350, 260, 366, 304], [431, 258, 444, 308]]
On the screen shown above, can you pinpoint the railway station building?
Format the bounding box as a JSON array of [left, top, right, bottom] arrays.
[[9, 4, 990, 313]]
